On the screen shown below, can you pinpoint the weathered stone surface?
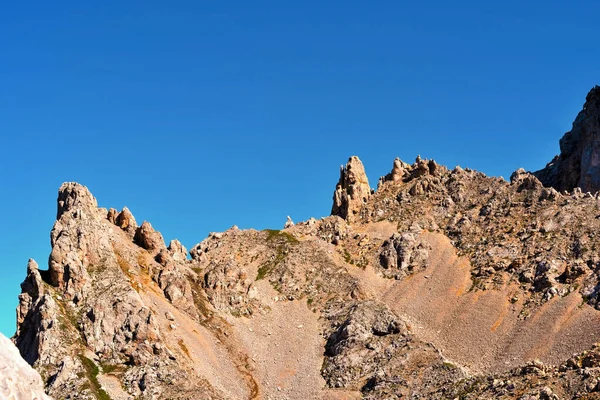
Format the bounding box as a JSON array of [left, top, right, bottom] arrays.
[[15, 259, 60, 366], [49, 183, 106, 300], [56, 182, 98, 220], [284, 216, 295, 229], [134, 221, 166, 252], [115, 206, 137, 235], [378, 233, 430, 279], [106, 207, 118, 224], [0, 333, 52, 400], [331, 156, 371, 221], [167, 239, 188, 262], [511, 168, 543, 192], [385, 157, 408, 183], [535, 86, 600, 193]]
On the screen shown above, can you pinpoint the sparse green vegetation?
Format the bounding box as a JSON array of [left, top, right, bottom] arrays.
[[79, 356, 112, 400], [99, 362, 126, 375], [256, 264, 271, 280], [264, 229, 299, 243], [342, 249, 353, 264], [256, 237, 289, 281]]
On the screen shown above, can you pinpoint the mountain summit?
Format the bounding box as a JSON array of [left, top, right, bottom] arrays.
[[9, 87, 600, 399]]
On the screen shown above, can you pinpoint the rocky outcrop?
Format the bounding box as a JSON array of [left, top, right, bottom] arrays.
[[15, 259, 59, 366], [510, 168, 543, 192], [382, 157, 409, 184], [0, 333, 52, 400], [331, 156, 371, 221], [134, 221, 166, 252], [378, 232, 430, 279], [535, 86, 600, 193], [115, 206, 137, 235], [167, 239, 187, 262], [15, 183, 219, 399]]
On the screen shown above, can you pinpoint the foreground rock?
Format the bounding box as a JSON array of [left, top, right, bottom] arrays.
[[0, 333, 52, 400]]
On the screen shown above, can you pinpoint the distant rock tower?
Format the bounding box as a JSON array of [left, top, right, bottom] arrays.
[[331, 156, 371, 221], [535, 86, 600, 193]]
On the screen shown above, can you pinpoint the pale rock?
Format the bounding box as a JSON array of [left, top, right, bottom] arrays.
[[284, 216, 295, 229], [115, 206, 137, 235], [134, 221, 166, 252], [331, 156, 371, 221], [0, 333, 53, 400], [168, 239, 188, 262], [107, 207, 118, 224]]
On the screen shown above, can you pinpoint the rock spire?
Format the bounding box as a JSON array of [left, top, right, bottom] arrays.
[[331, 156, 371, 221]]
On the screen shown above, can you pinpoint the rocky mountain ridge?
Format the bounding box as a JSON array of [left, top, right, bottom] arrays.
[[9, 86, 600, 399]]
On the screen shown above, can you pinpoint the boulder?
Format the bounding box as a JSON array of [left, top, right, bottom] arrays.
[[134, 221, 166, 252]]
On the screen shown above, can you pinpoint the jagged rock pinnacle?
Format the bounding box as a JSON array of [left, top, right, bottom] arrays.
[[534, 86, 600, 193], [56, 182, 98, 220], [331, 156, 371, 221]]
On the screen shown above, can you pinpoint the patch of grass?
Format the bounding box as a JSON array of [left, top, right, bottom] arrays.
[[256, 264, 271, 280], [79, 356, 112, 400], [342, 249, 352, 264], [256, 243, 288, 281], [264, 229, 299, 244], [99, 362, 126, 375]]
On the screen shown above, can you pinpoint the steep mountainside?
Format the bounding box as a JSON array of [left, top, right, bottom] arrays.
[[13, 86, 600, 399]]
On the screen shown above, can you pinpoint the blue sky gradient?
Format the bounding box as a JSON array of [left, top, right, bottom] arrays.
[[1, 0, 599, 336]]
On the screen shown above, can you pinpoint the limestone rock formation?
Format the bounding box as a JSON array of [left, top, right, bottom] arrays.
[[331, 156, 371, 221], [134, 221, 166, 252], [115, 206, 137, 235], [535, 86, 600, 193], [284, 215, 295, 229], [378, 232, 430, 279], [14, 87, 600, 400], [0, 333, 53, 400]]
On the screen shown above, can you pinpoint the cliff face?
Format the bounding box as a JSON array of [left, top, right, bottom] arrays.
[[14, 87, 600, 400], [535, 86, 600, 193]]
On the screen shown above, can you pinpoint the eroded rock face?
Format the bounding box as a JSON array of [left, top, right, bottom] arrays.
[[331, 156, 371, 221], [535, 86, 600, 193], [0, 333, 53, 400], [511, 168, 543, 192], [15, 183, 217, 399], [378, 233, 430, 279], [115, 206, 137, 235], [134, 221, 166, 252], [49, 182, 107, 301]]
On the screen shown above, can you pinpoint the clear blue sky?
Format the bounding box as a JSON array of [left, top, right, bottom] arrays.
[[1, 0, 598, 336]]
